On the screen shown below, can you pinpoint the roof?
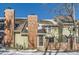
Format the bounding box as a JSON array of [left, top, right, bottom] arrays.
[[39, 20, 53, 24], [16, 20, 28, 32], [16, 19, 47, 33], [39, 19, 58, 26], [55, 16, 75, 23]]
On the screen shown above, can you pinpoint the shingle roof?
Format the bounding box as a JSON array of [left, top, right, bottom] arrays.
[[16, 20, 28, 32], [39, 20, 53, 25], [55, 16, 74, 22]]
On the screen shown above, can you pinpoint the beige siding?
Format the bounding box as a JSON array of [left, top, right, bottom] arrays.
[[63, 28, 70, 36], [15, 33, 28, 49], [51, 27, 59, 42]]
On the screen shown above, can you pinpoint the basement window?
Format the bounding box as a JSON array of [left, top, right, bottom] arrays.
[[39, 35, 43, 46]]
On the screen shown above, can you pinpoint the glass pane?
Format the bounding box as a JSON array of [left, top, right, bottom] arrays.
[[62, 35, 68, 42], [76, 37, 79, 43], [39, 36, 43, 46]]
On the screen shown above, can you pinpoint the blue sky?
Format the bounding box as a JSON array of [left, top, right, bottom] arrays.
[[0, 3, 79, 20]]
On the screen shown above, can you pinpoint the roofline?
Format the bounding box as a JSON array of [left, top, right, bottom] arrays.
[[41, 19, 54, 21], [0, 17, 27, 19], [14, 31, 46, 35]]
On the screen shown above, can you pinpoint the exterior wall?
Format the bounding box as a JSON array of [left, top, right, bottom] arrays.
[[62, 25, 78, 51], [15, 32, 28, 49], [63, 27, 70, 36], [75, 25, 79, 50], [43, 26, 77, 51], [28, 15, 38, 48], [62, 26, 72, 51], [49, 27, 58, 50], [4, 9, 14, 47], [43, 27, 59, 50], [51, 27, 59, 39], [36, 25, 79, 51]]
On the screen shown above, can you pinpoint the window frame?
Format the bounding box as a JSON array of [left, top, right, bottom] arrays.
[[39, 35, 44, 46]]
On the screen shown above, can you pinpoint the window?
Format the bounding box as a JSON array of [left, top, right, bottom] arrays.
[[45, 26, 51, 33], [48, 37, 54, 43], [76, 37, 79, 43], [39, 35, 43, 46], [62, 35, 68, 42]]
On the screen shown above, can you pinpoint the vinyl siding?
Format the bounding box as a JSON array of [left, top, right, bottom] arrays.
[[15, 32, 28, 49]]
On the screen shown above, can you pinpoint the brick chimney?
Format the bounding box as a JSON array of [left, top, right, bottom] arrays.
[[28, 15, 38, 49], [4, 9, 14, 47]]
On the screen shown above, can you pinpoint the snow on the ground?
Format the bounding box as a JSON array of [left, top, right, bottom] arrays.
[[0, 48, 79, 55], [1, 51, 79, 55], [0, 44, 79, 55]]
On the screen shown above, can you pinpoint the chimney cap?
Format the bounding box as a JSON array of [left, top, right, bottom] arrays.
[[30, 13, 36, 15], [4, 8, 14, 12], [7, 7, 12, 9]]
